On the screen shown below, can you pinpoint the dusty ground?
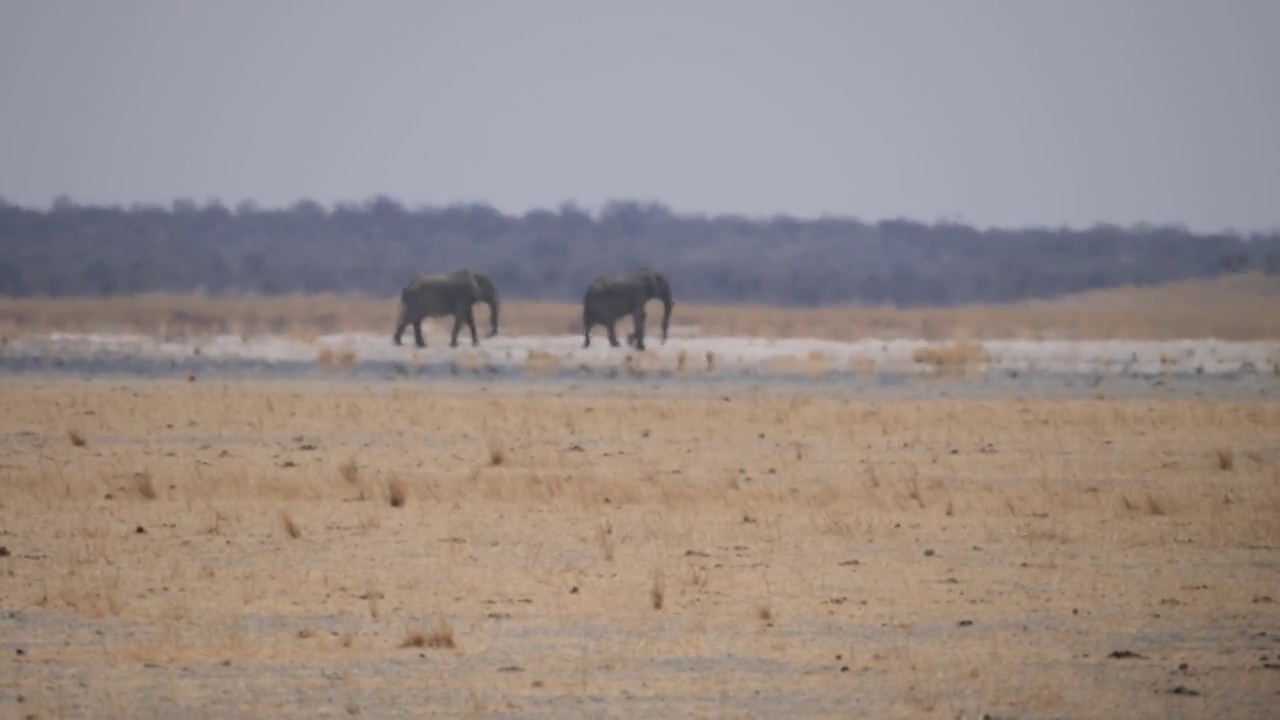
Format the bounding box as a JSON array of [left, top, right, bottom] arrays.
[[1, 380, 1278, 719]]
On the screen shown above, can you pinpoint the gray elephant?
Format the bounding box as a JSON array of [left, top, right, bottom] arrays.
[[393, 269, 499, 348], [452, 268, 500, 338], [582, 268, 674, 351]]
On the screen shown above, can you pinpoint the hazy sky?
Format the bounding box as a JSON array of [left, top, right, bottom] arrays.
[[1, 0, 1277, 232]]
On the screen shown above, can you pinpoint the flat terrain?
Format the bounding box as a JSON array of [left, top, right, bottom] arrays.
[[4, 328, 1279, 404], [3, 273, 1279, 342], [1, 380, 1278, 719]]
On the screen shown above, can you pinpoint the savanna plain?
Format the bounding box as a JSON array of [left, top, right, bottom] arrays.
[[2, 376, 1278, 720]]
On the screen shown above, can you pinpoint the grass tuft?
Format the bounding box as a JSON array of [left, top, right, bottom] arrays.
[[402, 616, 455, 649], [387, 477, 407, 508], [1216, 447, 1235, 471], [133, 471, 157, 500], [281, 510, 302, 539], [318, 344, 359, 373], [597, 518, 615, 562], [525, 348, 561, 376], [339, 458, 359, 485], [68, 428, 87, 447], [487, 436, 505, 466], [912, 340, 988, 374], [1144, 494, 1166, 516]]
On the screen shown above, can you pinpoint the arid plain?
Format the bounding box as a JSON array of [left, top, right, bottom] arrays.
[[2, 277, 1279, 719]]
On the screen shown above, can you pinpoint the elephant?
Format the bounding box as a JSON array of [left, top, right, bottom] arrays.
[[581, 268, 674, 351], [393, 269, 498, 348], [452, 268, 500, 338]]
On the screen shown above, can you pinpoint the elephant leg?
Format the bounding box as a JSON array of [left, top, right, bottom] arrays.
[[413, 320, 426, 348], [449, 314, 463, 348], [465, 308, 479, 347], [606, 321, 621, 348], [630, 309, 647, 351], [583, 309, 595, 348], [393, 308, 411, 346]]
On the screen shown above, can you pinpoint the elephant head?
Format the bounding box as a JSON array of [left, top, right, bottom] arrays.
[[631, 268, 673, 345], [450, 269, 500, 337]]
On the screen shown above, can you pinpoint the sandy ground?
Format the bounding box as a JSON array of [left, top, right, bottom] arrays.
[[1, 380, 1278, 719]]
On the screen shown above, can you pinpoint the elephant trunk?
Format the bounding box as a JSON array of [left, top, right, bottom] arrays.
[[487, 297, 500, 337], [477, 275, 499, 337]]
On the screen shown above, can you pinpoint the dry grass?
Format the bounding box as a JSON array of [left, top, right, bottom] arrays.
[[486, 435, 505, 466], [2, 273, 1278, 341], [385, 476, 406, 508], [597, 517, 615, 562], [1217, 447, 1235, 471], [280, 510, 302, 539], [132, 471, 157, 500], [401, 616, 455, 650], [912, 339, 989, 375], [525, 347, 562, 375], [317, 344, 358, 374], [650, 569, 665, 611], [338, 457, 359, 485], [1, 380, 1278, 718]]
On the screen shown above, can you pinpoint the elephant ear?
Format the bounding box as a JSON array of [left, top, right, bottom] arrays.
[[640, 270, 660, 294]]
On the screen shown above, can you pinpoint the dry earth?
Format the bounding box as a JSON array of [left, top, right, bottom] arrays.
[[1, 380, 1278, 719]]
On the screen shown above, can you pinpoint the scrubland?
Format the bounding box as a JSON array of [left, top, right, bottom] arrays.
[[1, 380, 1278, 718], [2, 273, 1279, 342]]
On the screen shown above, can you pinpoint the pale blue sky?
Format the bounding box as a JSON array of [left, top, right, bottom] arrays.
[[1, 0, 1277, 232]]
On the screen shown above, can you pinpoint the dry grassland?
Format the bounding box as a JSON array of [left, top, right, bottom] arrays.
[[2, 273, 1278, 342], [1, 381, 1278, 718]]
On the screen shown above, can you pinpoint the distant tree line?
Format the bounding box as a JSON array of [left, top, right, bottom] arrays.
[[1, 195, 1277, 307]]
